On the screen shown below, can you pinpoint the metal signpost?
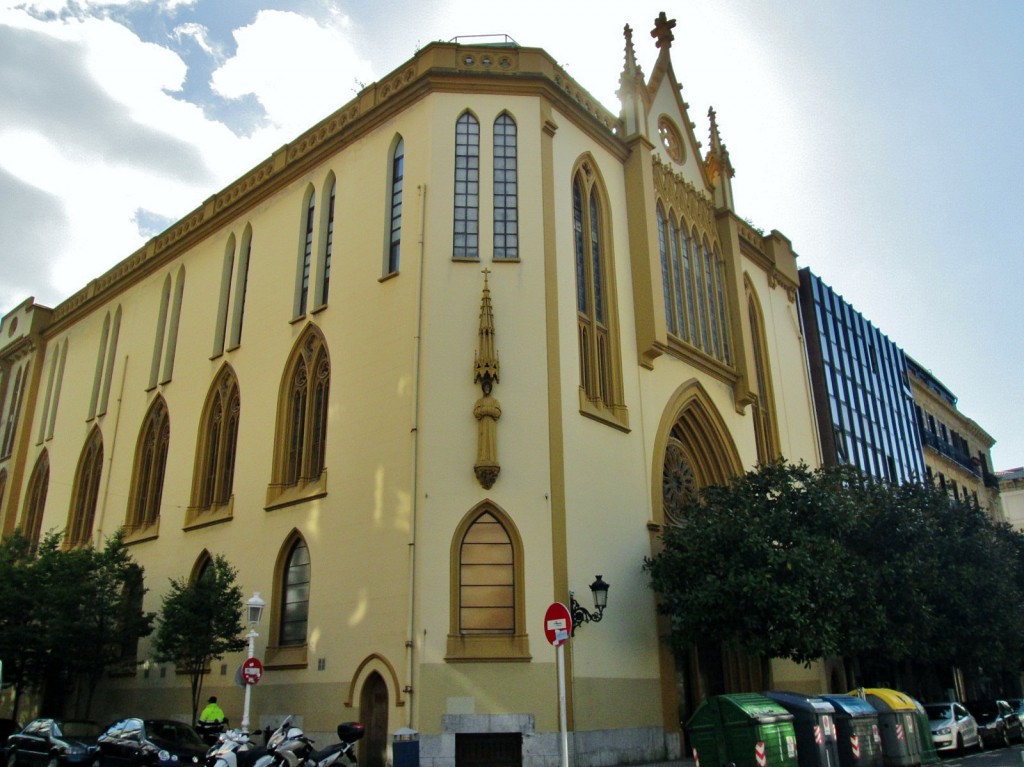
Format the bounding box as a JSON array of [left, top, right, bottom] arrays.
[[544, 602, 572, 767]]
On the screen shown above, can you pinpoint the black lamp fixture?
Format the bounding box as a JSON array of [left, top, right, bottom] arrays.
[[570, 575, 610, 635]]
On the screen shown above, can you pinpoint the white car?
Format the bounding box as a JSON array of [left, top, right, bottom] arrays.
[[925, 702, 982, 754]]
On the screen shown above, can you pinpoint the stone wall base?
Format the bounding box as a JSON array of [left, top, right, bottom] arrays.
[[413, 714, 680, 767]]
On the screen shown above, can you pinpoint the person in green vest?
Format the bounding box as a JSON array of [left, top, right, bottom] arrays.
[[200, 696, 226, 724]]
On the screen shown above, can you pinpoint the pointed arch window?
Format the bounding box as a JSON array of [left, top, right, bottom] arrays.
[[658, 205, 732, 368], [268, 327, 330, 508], [748, 288, 779, 463], [148, 269, 185, 389], [214, 236, 235, 357], [319, 177, 336, 307], [22, 452, 49, 546], [187, 368, 240, 529], [127, 398, 170, 535], [453, 112, 480, 259], [68, 429, 103, 546], [1, 364, 25, 458], [298, 189, 315, 317], [386, 137, 404, 275], [229, 227, 252, 349], [447, 504, 529, 661], [280, 537, 310, 646], [572, 160, 627, 429], [493, 113, 518, 259]]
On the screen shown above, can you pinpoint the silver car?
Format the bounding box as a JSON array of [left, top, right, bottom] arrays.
[[924, 702, 982, 754]]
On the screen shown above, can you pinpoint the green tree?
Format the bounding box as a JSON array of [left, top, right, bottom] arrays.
[[0, 532, 39, 719], [643, 461, 863, 666], [30, 530, 154, 716], [644, 460, 1024, 693], [152, 555, 246, 724]]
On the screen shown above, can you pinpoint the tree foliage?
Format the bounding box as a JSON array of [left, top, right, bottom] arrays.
[[151, 555, 246, 724], [644, 461, 1024, 686], [0, 529, 154, 718]]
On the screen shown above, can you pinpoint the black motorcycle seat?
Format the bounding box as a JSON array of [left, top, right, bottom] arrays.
[[309, 743, 346, 763]]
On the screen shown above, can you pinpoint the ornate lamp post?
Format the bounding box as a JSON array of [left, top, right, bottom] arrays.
[[240, 592, 265, 733], [570, 575, 610, 635]]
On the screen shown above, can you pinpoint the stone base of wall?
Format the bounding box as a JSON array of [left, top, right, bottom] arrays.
[[414, 714, 680, 767]]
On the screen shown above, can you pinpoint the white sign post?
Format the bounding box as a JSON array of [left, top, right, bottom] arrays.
[[544, 602, 572, 767]]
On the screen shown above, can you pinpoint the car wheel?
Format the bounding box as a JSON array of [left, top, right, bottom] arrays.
[[6, 751, 15, 767], [956, 734, 965, 757], [46, 755, 59, 767], [1002, 726, 1011, 749]]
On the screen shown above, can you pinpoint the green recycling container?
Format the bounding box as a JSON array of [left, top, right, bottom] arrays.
[[820, 694, 883, 767], [687, 693, 799, 767], [853, 689, 923, 767], [910, 701, 939, 765]]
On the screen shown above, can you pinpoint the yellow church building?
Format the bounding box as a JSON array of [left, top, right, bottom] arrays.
[[0, 13, 822, 767]]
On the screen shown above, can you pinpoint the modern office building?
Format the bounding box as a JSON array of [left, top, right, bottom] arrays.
[[0, 13, 823, 767], [907, 356, 1001, 515], [797, 268, 925, 484]]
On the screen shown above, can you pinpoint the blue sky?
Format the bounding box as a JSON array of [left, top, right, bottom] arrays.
[[1, 0, 1022, 470]]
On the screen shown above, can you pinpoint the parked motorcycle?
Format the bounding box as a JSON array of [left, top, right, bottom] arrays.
[[264, 717, 364, 767], [205, 728, 269, 767]]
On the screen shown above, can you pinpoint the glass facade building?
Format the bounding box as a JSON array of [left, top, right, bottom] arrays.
[[798, 268, 925, 484]]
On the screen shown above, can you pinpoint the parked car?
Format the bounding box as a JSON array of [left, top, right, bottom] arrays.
[[924, 702, 982, 754], [94, 719, 205, 767], [0, 720, 23, 767], [964, 700, 1021, 748], [6, 719, 100, 767], [1006, 698, 1024, 730]]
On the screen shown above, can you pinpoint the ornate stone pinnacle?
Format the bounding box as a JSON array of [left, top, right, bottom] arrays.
[[474, 268, 499, 388]]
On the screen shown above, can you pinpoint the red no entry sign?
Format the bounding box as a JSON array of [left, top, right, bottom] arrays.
[[241, 657, 263, 685], [543, 602, 572, 647]]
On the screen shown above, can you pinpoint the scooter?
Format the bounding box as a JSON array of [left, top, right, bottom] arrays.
[[205, 728, 270, 767], [264, 717, 365, 767]]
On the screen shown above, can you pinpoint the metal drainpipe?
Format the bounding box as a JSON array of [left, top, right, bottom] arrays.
[[406, 183, 427, 729]]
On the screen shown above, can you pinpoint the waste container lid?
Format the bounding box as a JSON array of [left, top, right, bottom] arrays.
[[820, 694, 879, 718], [851, 688, 918, 712], [393, 728, 418, 740], [717, 693, 796, 723], [764, 691, 836, 715]]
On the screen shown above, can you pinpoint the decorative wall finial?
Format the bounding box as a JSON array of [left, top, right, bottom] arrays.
[[617, 23, 648, 133], [652, 11, 676, 49], [473, 269, 501, 489], [704, 106, 736, 211]]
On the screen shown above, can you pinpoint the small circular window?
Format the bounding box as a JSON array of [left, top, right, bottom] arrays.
[[658, 116, 685, 164]]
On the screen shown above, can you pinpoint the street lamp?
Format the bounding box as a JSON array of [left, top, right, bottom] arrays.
[[570, 575, 609, 635], [240, 591, 265, 733]]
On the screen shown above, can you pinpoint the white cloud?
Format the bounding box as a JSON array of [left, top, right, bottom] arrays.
[[173, 21, 220, 60], [211, 9, 374, 136]]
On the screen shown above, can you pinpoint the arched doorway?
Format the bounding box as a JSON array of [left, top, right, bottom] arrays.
[[359, 671, 388, 767], [651, 382, 748, 744]]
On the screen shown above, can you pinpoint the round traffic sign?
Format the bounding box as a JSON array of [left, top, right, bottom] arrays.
[[241, 657, 263, 685], [543, 602, 572, 646]]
